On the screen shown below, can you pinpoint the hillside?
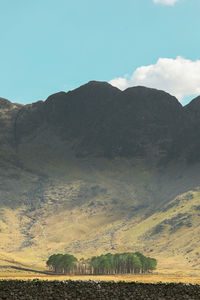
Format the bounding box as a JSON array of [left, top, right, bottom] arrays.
[[0, 81, 200, 271]]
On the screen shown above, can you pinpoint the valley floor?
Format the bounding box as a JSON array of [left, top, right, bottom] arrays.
[[2, 267, 200, 284]]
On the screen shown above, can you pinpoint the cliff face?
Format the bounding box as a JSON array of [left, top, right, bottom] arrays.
[[0, 82, 200, 271]]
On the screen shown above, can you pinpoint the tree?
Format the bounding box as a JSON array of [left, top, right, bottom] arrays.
[[46, 253, 77, 274]]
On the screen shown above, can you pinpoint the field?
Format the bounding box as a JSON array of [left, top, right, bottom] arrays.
[[1, 269, 200, 284]]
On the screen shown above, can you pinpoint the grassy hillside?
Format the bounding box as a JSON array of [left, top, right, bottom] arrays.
[[0, 149, 200, 272]]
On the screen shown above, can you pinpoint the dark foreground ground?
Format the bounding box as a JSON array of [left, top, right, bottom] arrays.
[[0, 280, 200, 300]]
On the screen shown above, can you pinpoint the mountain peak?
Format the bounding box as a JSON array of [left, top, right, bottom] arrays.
[[69, 80, 121, 94], [123, 85, 180, 102], [45, 91, 67, 104], [87, 80, 111, 86]]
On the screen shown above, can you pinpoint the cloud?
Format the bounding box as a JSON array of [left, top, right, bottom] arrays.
[[109, 57, 200, 102], [153, 0, 180, 5]]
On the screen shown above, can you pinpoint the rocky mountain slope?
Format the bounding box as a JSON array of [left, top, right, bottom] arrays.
[[0, 81, 200, 271]]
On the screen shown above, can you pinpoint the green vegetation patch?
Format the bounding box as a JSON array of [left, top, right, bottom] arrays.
[[46, 252, 157, 275]]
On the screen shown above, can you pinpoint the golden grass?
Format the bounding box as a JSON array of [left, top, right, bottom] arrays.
[[1, 273, 200, 284]]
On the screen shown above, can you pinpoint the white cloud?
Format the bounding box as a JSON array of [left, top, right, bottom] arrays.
[[109, 57, 200, 102], [153, 0, 180, 5]]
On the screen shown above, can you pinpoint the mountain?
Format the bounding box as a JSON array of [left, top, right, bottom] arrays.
[[0, 81, 200, 272], [15, 82, 184, 160]]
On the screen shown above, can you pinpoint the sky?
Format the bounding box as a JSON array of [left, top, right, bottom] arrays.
[[0, 0, 199, 104]]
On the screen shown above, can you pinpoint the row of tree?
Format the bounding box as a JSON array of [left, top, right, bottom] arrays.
[[46, 252, 157, 275]]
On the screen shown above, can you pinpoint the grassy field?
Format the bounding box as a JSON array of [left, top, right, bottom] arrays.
[[1, 274, 200, 284], [1, 269, 200, 284]]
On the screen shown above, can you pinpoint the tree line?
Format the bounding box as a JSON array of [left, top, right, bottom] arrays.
[[46, 252, 157, 275]]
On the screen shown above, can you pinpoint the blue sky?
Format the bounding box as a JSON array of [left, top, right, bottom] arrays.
[[0, 0, 199, 104]]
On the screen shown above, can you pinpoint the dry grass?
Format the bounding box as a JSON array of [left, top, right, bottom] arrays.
[[1, 272, 200, 284]]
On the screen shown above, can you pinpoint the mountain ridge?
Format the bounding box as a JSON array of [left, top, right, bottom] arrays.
[[11, 82, 187, 160]]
